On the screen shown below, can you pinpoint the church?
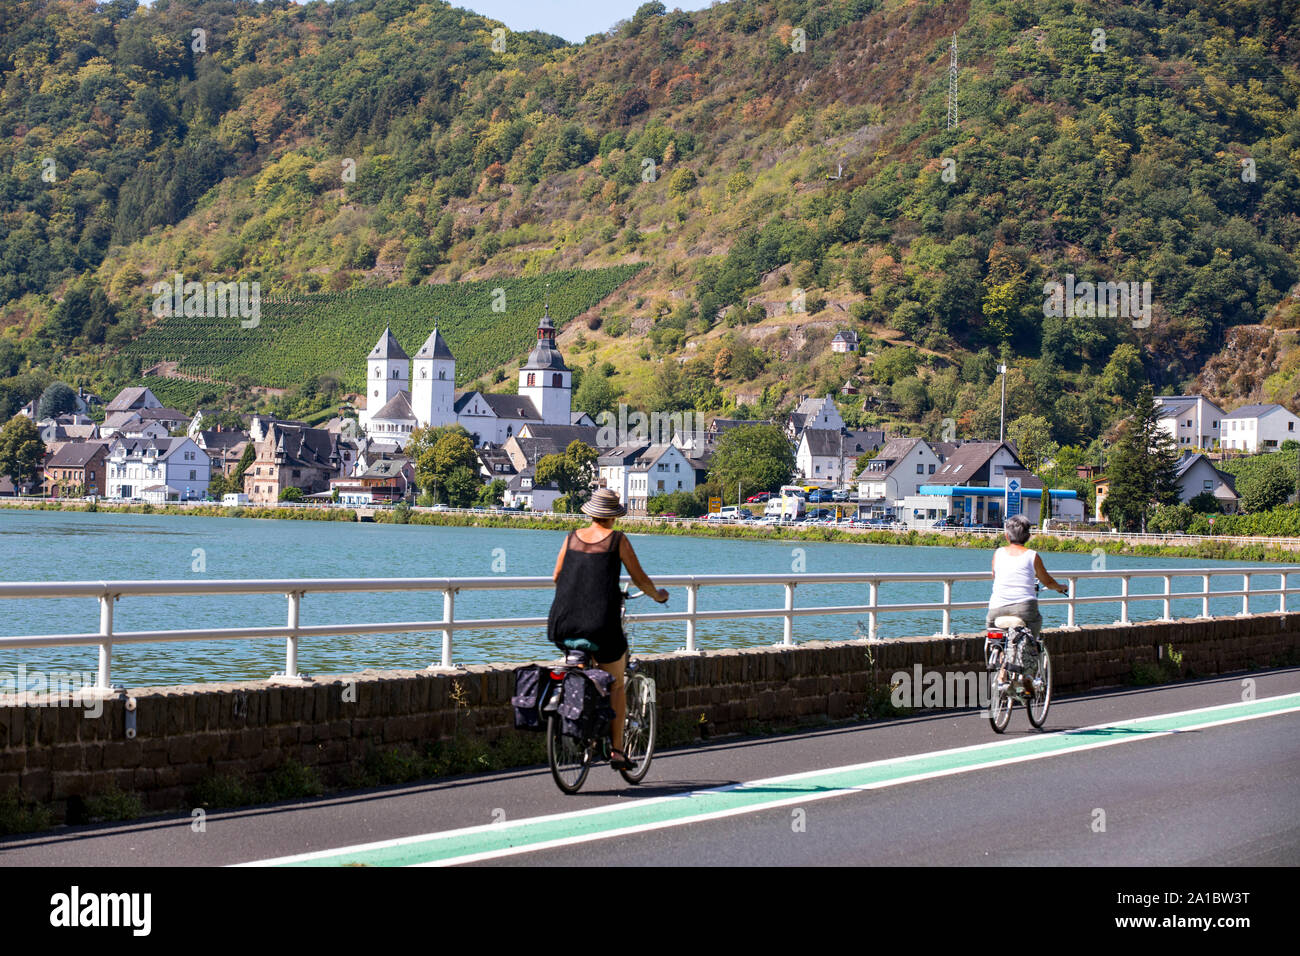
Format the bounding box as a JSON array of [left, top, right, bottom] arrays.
[[358, 307, 573, 446]]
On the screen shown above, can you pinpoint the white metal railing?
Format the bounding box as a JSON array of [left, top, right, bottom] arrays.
[[0, 567, 1296, 692]]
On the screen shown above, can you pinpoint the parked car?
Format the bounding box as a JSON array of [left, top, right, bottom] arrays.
[[747, 492, 771, 503]]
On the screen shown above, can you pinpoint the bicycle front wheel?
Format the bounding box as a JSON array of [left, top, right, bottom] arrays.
[[1027, 646, 1052, 730], [619, 673, 657, 784], [547, 714, 592, 794]]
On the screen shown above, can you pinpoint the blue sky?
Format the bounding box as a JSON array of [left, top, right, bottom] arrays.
[[459, 1, 715, 44]]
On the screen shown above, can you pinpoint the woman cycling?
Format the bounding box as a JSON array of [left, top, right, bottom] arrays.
[[548, 488, 668, 770], [988, 514, 1067, 687]]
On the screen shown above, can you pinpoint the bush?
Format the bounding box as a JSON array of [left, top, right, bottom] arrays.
[[646, 490, 703, 517], [1148, 502, 1194, 533]]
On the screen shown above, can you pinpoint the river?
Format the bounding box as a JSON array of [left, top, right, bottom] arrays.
[[0, 509, 1290, 686]]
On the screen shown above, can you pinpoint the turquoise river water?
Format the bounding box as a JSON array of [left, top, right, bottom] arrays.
[[0, 509, 1293, 686]]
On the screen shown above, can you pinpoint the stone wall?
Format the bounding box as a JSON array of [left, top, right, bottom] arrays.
[[2, 612, 1297, 821]]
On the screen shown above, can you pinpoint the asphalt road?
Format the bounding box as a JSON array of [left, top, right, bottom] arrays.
[[3, 668, 1297, 867]]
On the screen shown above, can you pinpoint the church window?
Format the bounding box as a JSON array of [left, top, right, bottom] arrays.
[[421, 369, 427, 378], [439, 370, 445, 380], [552, 373, 562, 388], [392, 369, 399, 379], [375, 368, 381, 378], [527, 374, 535, 387]]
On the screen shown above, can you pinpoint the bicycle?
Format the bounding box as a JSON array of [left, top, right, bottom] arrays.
[[544, 587, 657, 794], [985, 612, 1052, 734]]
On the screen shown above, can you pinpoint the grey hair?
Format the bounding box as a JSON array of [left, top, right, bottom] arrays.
[[1004, 514, 1032, 545]]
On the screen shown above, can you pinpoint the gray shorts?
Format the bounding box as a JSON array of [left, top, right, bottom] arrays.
[[986, 600, 1042, 639]]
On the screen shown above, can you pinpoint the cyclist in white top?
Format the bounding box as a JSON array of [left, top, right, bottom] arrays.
[[987, 514, 1068, 643]]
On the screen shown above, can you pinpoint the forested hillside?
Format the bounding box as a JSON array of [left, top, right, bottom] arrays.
[[1, 0, 1297, 451]]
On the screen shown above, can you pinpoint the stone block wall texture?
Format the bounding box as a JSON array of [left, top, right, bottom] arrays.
[[2, 613, 1297, 819]]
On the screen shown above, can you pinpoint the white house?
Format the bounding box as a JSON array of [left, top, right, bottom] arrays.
[[855, 438, 943, 507], [1155, 395, 1224, 450], [830, 330, 859, 353], [786, 396, 845, 441], [105, 436, 211, 500], [628, 444, 695, 510], [1174, 452, 1239, 512], [502, 467, 561, 512], [1221, 404, 1300, 453], [100, 412, 170, 440], [797, 428, 885, 483], [598, 443, 646, 505]]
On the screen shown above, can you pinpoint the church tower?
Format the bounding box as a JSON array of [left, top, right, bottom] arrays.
[[412, 326, 456, 428], [361, 327, 408, 432], [518, 303, 571, 425]]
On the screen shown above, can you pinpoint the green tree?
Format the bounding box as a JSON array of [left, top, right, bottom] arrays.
[[477, 478, 507, 508], [1187, 490, 1221, 513], [410, 425, 478, 501], [891, 377, 930, 419], [1101, 388, 1179, 531], [36, 382, 78, 421], [278, 486, 303, 502], [668, 168, 696, 197], [1238, 454, 1293, 512], [708, 424, 795, 497], [0, 415, 45, 490], [1100, 343, 1145, 403], [233, 441, 256, 486], [444, 466, 482, 508], [535, 440, 598, 511], [574, 369, 619, 418], [1007, 414, 1058, 474], [207, 472, 230, 499]]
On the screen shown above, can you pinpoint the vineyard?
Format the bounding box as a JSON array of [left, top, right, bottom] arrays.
[[128, 377, 224, 411], [122, 267, 641, 392]]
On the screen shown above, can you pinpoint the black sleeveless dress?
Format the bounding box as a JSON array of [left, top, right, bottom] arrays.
[[547, 530, 627, 664]]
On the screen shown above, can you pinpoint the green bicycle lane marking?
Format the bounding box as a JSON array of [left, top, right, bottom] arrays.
[[253, 692, 1300, 867]]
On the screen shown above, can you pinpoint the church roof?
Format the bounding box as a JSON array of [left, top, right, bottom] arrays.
[[416, 327, 454, 360], [371, 390, 416, 423], [455, 392, 541, 421], [368, 327, 408, 361]]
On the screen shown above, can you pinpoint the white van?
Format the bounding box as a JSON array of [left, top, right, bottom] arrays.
[[222, 493, 250, 507]]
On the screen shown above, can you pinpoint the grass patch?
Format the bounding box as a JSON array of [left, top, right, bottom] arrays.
[[0, 787, 53, 836], [190, 757, 324, 809], [1130, 643, 1186, 686], [84, 783, 144, 823]]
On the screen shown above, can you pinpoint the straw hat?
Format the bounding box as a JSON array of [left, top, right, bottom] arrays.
[[581, 488, 627, 519]]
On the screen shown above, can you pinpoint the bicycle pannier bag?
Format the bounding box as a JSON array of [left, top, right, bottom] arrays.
[[511, 665, 547, 731]]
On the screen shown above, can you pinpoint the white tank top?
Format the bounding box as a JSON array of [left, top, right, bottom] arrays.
[[990, 547, 1038, 607]]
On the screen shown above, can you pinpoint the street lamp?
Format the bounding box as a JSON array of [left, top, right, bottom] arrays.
[[998, 363, 1008, 443]]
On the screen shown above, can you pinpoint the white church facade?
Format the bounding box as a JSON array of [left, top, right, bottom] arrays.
[[358, 309, 573, 446]]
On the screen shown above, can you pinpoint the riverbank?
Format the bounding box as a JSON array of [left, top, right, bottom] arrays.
[[4, 497, 1300, 564]]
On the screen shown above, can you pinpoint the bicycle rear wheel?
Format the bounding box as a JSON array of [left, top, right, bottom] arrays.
[[619, 673, 657, 784], [987, 650, 1012, 734], [547, 714, 592, 794], [1026, 646, 1051, 730]]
